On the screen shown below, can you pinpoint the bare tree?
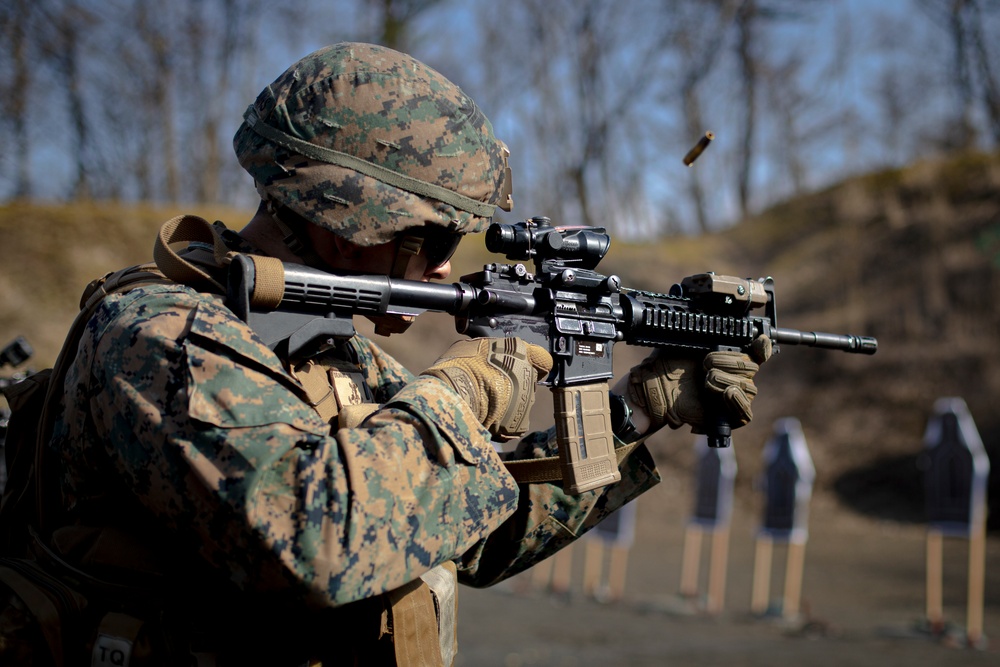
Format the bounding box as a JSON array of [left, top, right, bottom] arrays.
[[762, 53, 809, 196], [860, 8, 944, 168], [472, 0, 684, 235], [733, 0, 758, 219], [145, 3, 180, 202], [0, 0, 105, 201], [674, 0, 741, 232], [917, 0, 1000, 149], [965, 0, 1000, 143], [375, 0, 444, 51], [1, 0, 36, 199], [180, 0, 266, 204], [729, 0, 819, 218], [47, 2, 99, 200], [309, 0, 447, 53], [2, 0, 992, 236]]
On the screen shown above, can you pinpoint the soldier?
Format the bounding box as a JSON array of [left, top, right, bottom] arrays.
[[25, 43, 768, 665]]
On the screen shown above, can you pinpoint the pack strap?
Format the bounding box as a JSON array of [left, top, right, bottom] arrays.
[[80, 264, 168, 312], [502, 440, 645, 485], [33, 263, 176, 539]]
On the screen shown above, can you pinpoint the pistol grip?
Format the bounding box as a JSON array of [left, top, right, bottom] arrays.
[[553, 382, 621, 494], [707, 346, 737, 448]]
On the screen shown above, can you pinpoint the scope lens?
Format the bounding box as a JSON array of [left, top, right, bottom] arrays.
[[485, 223, 522, 255]]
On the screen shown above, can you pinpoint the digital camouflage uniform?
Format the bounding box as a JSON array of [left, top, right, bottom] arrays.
[[45, 234, 659, 662], [35, 43, 662, 664]]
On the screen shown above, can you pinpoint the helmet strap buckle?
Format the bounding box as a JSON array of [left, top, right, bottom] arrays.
[[390, 235, 423, 279]]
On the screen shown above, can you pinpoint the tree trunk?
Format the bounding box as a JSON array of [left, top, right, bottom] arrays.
[[10, 0, 31, 199], [735, 0, 757, 220]]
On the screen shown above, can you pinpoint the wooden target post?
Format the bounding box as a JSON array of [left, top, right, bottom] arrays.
[[679, 436, 737, 613], [529, 542, 575, 596], [528, 504, 636, 602], [922, 397, 990, 648], [582, 502, 637, 602], [750, 418, 815, 620]]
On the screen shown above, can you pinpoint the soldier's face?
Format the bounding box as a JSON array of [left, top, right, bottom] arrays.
[[310, 226, 453, 282], [387, 243, 454, 282]]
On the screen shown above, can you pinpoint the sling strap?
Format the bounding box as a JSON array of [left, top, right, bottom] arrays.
[[502, 440, 646, 485], [152, 214, 233, 293]]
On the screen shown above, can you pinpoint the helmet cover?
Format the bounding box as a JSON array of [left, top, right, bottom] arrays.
[[234, 42, 512, 246]]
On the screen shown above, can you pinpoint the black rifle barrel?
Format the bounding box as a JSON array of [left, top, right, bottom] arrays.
[[279, 263, 472, 315], [277, 263, 539, 318], [772, 327, 878, 354]]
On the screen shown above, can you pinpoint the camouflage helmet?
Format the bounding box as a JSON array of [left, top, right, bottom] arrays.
[[233, 42, 513, 247]]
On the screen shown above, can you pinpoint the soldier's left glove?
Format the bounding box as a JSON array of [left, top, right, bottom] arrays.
[[422, 337, 553, 440], [626, 335, 772, 433]]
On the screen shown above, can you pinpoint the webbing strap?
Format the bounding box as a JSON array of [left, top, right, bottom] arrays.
[[390, 235, 423, 279], [337, 404, 380, 429], [80, 264, 168, 312], [386, 578, 444, 667], [420, 562, 458, 665], [153, 215, 232, 293], [502, 441, 645, 485], [33, 264, 173, 537], [291, 360, 340, 424]]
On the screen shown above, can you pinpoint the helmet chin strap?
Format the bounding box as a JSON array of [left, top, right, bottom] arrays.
[[389, 235, 422, 279], [371, 234, 422, 335]]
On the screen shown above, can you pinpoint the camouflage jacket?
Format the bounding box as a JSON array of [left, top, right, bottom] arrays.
[[48, 257, 660, 617]]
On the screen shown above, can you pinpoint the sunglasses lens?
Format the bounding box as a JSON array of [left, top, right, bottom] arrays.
[[421, 231, 461, 266]]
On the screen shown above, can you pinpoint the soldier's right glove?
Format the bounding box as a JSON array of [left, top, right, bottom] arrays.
[[421, 337, 553, 440], [626, 335, 772, 433]]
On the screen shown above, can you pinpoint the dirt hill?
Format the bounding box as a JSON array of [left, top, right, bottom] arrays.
[[717, 151, 1000, 528], [2, 150, 998, 529]]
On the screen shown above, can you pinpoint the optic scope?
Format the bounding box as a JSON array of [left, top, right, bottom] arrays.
[[485, 217, 611, 270]]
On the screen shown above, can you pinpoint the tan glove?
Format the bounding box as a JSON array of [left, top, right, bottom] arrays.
[[626, 335, 772, 432], [422, 337, 553, 440]]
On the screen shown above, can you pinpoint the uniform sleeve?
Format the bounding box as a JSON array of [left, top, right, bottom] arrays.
[[347, 333, 661, 588], [455, 430, 660, 587], [82, 287, 519, 608], [345, 335, 414, 402]]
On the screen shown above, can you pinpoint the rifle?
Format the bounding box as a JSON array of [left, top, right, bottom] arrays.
[[226, 218, 877, 494]]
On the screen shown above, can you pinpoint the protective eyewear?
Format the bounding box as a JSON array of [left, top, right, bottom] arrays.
[[405, 228, 462, 268]]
